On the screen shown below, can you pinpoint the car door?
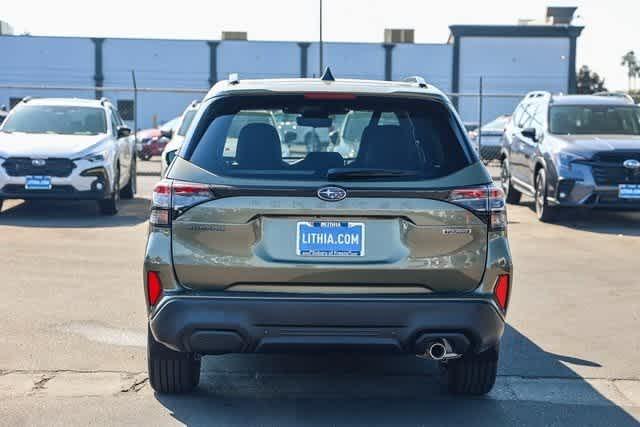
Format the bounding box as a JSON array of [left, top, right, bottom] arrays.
[[516, 103, 542, 188], [521, 104, 547, 188], [512, 102, 540, 189], [507, 102, 530, 184]]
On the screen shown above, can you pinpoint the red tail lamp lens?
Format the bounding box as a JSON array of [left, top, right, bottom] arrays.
[[494, 274, 510, 312], [147, 271, 163, 306]]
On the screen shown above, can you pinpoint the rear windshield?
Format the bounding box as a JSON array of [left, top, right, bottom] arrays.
[[1, 105, 107, 135], [550, 105, 640, 135], [184, 95, 473, 181]]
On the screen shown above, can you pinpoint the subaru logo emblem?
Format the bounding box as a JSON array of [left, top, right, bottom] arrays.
[[317, 186, 347, 202], [32, 159, 46, 167], [623, 159, 640, 170]]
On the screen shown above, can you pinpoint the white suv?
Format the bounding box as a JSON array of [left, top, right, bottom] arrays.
[[0, 97, 137, 215]]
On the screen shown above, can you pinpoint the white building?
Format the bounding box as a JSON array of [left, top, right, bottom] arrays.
[[0, 8, 583, 128]]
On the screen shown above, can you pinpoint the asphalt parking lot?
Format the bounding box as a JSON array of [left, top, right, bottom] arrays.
[[1, 160, 639, 426]]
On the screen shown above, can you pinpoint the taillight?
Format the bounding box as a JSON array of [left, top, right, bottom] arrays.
[[449, 184, 507, 231], [147, 271, 163, 306], [493, 274, 510, 312], [150, 180, 213, 227]]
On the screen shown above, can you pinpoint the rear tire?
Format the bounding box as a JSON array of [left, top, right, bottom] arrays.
[[120, 159, 136, 200], [447, 345, 499, 395], [147, 327, 201, 394], [501, 159, 521, 205], [535, 168, 557, 223]]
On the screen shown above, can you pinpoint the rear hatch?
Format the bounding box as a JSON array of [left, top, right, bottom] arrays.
[[162, 93, 498, 294]]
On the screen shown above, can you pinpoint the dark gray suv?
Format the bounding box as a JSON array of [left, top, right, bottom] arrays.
[[144, 73, 513, 395], [500, 92, 640, 221]]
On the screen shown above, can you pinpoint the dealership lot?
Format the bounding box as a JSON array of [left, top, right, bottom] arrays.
[[0, 162, 638, 425]]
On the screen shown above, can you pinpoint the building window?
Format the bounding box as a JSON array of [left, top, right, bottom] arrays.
[[117, 100, 135, 121]]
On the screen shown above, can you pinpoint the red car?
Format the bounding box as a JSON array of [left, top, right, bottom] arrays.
[[136, 117, 180, 160]]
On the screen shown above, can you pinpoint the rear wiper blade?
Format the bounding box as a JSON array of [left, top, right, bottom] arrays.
[[326, 168, 419, 180]]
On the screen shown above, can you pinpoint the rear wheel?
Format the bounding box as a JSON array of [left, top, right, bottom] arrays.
[[446, 345, 499, 395], [535, 168, 557, 223], [120, 159, 137, 199], [148, 327, 201, 394], [500, 159, 521, 205], [98, 167, 120, 215]]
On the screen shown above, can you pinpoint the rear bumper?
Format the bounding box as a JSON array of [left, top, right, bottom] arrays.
[[149, 295, 505, 356]]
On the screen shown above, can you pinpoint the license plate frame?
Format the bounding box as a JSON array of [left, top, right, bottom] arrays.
[[296, 221, 365, 257], [25, 175, 52, 190], [618, 184, 640, 199]]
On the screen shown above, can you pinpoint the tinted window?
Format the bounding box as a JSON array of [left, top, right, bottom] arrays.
[[177, 110, 197, 136], [512, 104, 525, 128], [1, 105, 107, 135], [185, 95, 473, 181], [549, 105, 640, 135], [516, 104, 536, 129]]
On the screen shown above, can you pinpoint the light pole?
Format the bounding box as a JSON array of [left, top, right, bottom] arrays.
[[319, 0, 324, 76]]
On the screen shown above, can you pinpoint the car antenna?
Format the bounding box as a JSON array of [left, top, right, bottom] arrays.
[[320, 67, 335, 82]]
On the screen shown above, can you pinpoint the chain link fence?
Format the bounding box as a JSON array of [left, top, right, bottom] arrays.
[[0, 80, 528, 165]]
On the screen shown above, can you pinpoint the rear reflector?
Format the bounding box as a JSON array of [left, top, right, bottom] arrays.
[[304, 93, 357, 100], [493, 274, 510, 312], [147, 271, 163, 306]]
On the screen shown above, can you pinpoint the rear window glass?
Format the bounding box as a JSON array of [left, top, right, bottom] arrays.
[[184, 95, 473, 181]]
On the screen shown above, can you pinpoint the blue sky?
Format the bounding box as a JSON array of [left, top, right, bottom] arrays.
[[1, 0, 638, 90]]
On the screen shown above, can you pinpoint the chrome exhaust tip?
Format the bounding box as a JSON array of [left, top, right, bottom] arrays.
[[428, 341, 447, 361], [416, 339, 462, 361]]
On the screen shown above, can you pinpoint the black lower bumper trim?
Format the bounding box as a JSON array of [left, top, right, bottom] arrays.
[[0, 185, 108, 200], [149, 296, 505, 356]]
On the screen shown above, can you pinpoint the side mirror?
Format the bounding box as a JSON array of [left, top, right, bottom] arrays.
[[521, 127, 539, 142], [284, 131, 297, 144], [329, 130, 339, 145], [161, 129, 174, 139], [117, 126, 132, 138]]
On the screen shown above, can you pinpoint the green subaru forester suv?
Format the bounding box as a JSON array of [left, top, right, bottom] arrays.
[[144, 71, 513, 395]]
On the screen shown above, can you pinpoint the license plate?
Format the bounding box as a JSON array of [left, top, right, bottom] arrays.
[[619, 184, 640, 199], [296, 221, 365, 257], [25, 176, 52, 190]]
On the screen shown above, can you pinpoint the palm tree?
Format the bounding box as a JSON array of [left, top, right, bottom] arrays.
[[621, 51, 638, 91]]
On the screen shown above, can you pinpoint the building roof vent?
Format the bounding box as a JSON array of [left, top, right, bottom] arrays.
[[546, 7, 578, 25], [222, 31, 248, 41], [384, 29, 414, 44]]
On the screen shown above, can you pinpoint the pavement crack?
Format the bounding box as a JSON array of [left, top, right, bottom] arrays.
[[121, 375, 149, 393], [32, 374, 54, 392]]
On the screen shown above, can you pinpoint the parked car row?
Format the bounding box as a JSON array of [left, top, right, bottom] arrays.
[[1, 75, 639, 400]]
